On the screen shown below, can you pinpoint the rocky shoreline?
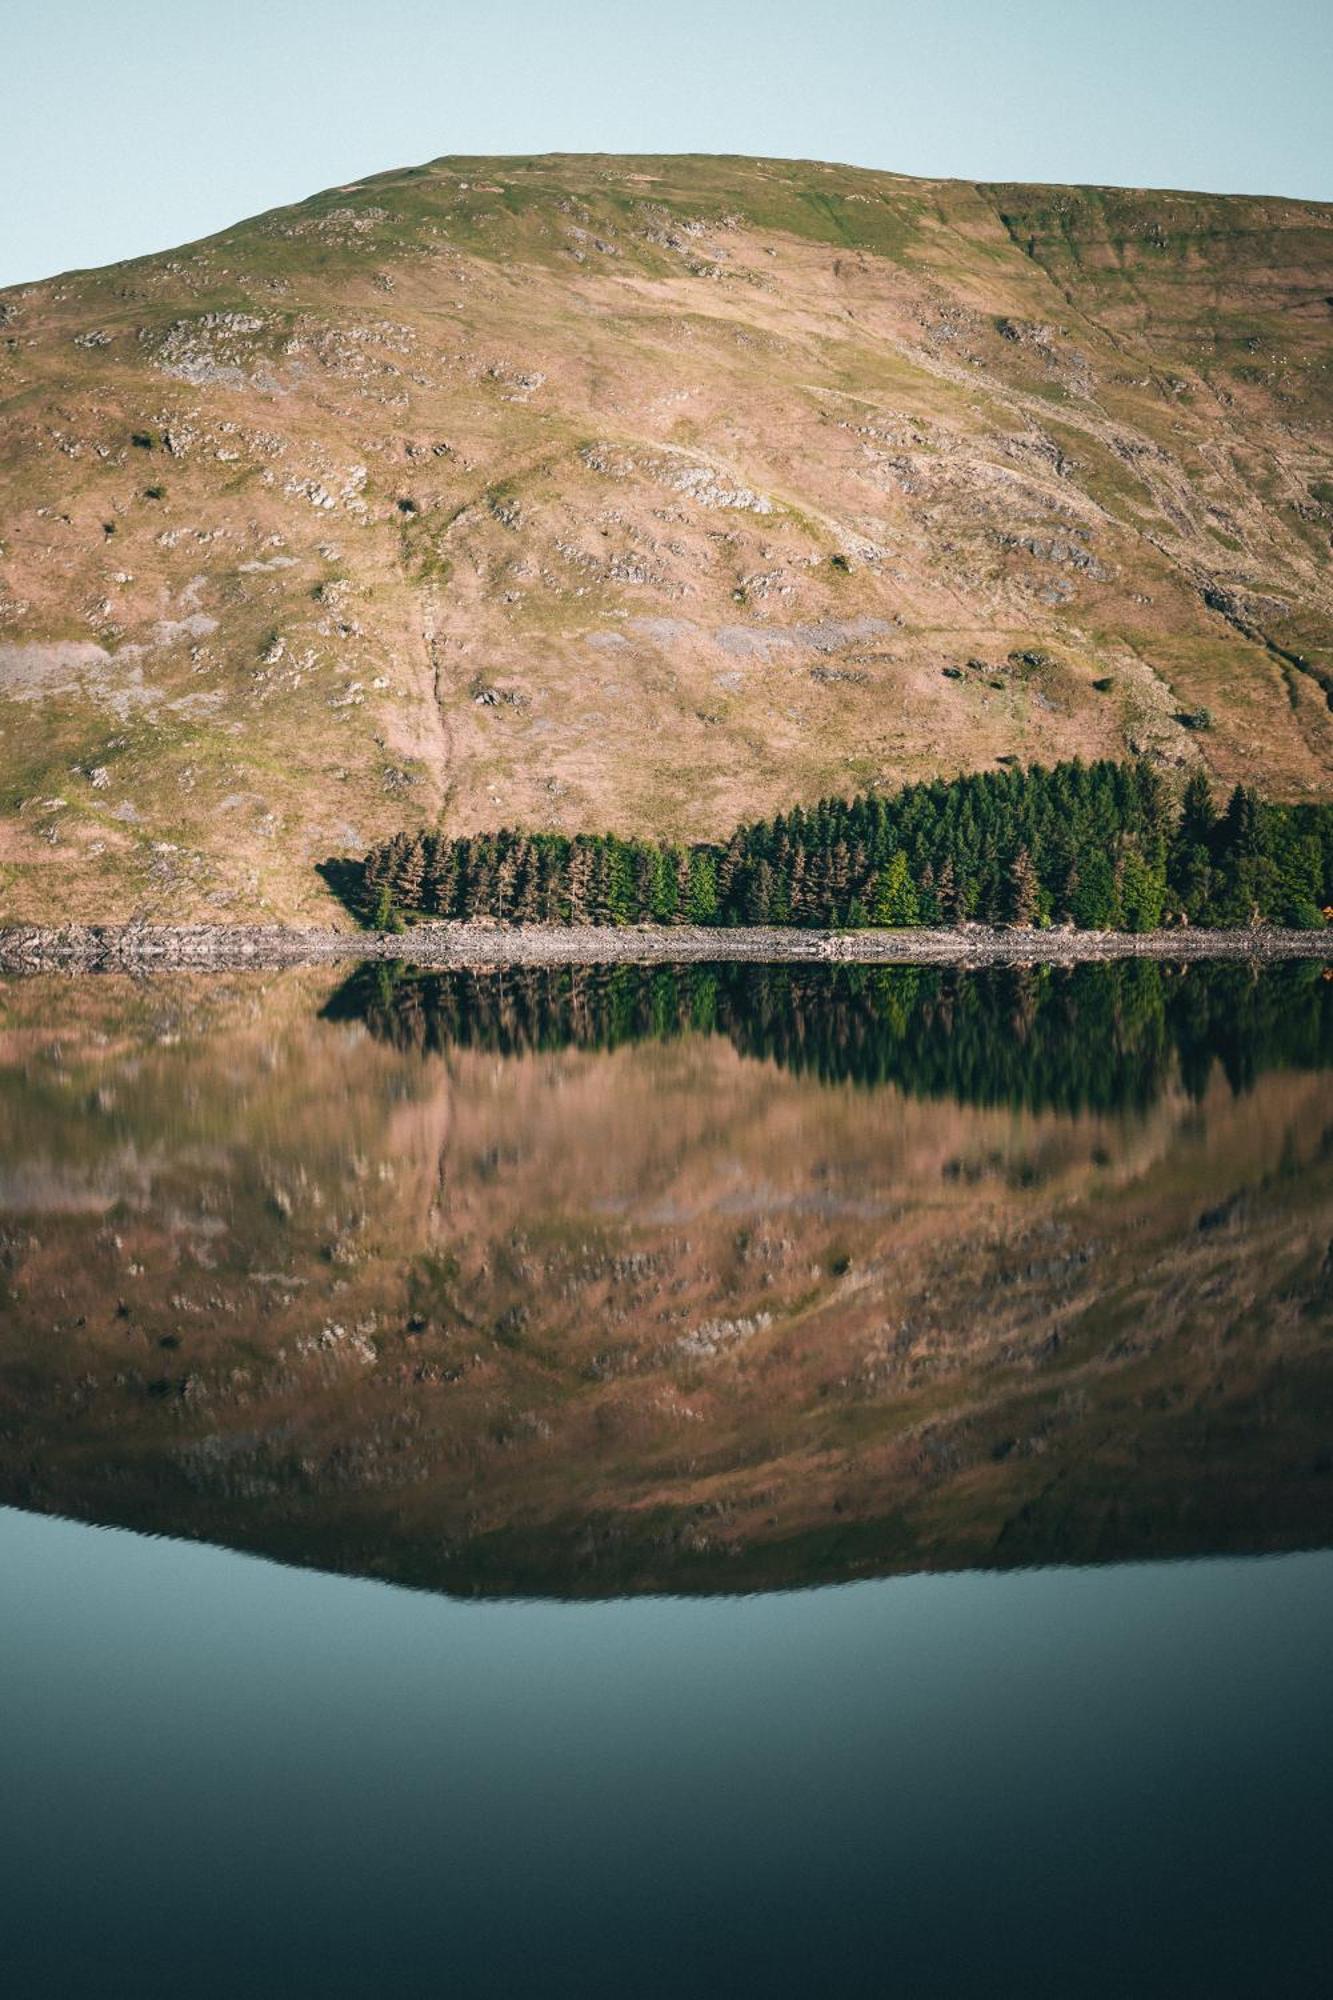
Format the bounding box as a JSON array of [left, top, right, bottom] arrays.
[[3, 920, 1332, 973]]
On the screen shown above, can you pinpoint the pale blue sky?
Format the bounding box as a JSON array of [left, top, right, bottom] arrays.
[[3, 0, 1330, 287]]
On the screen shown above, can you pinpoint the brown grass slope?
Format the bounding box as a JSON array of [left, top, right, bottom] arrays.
[[1, 153, 1332, 920]]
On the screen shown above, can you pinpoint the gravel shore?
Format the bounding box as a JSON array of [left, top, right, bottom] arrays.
[[3, 921, 1332, 972]]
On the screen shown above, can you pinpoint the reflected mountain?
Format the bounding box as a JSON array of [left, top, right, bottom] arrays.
[[1, 961, 1331, 1597]]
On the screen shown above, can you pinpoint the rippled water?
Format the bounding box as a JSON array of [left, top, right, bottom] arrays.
[[2, 960, 1331, 1993]]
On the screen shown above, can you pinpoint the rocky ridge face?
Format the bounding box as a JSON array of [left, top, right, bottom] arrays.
[[1, 154, 1331, 919]]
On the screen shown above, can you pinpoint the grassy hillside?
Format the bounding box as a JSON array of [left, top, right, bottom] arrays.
[[1, 153, 1331, 920]]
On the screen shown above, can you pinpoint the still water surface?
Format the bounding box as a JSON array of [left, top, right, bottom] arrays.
[[3, 1513, 1331, 1997], [1, 960, 1331, 1993]]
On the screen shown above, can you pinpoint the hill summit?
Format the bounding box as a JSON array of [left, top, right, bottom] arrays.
[[1, 153, 1331, 920]]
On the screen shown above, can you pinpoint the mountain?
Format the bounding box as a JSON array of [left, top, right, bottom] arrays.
[[1, 153, 1331, 921]]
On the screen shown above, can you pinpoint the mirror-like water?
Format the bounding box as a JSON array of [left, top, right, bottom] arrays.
[[3, 1512, 1331, 1998], [1, 961, 1331, 1994], [2, 960, 1331, 1593]]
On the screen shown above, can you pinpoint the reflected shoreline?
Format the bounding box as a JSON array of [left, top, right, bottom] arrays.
[[6, 1498, 1330, 1608]]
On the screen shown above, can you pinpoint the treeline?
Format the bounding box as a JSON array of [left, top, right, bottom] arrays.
[[357, 761, 1333, 931], [323, 960, 1333, 1115]]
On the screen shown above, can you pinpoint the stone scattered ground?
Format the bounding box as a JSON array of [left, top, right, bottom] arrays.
[[2, 154, 1332, 922]]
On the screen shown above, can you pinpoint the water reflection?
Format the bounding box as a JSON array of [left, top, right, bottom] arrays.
[[1, 960, 1331, 1595], [326, 958, 1333, 1110]]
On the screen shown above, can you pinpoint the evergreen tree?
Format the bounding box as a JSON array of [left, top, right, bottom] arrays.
[[1117, 842, 1166, 933], [394, 834, 426, 914], [1005, 846, 1040, 927], [358, 759, 1332, 934], [934, 855, 958, 923], [686, 850, 719, 924], [567, 840, 593, 923], [872, 851, 921, 927], [745, 859, 776, 925], [717, 829, 747, 914]]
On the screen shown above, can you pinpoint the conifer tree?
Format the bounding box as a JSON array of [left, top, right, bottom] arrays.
[[934, 855, 958, 924], [1117, 842, 1165, 933], [745, 859, 776, 925], [567, 840, 593, 923], [872, 850, 921, 927], [672, 848, 692, 925], [686, 849, 719, 924], [358, 758, 1331, 934], [718, 829, 747, 912], [423, 837, 456, 918], [788, 848, 808, 924], [1005, 846, 1040, 927], [395, 834, 426, 914]]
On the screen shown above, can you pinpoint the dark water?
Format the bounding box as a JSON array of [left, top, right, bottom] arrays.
[[2, 960, 1332, 1994], [3, 1510, 1331, 1999]]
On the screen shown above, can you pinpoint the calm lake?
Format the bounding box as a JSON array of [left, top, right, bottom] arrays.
[[2, 959, 1331, 1994]]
